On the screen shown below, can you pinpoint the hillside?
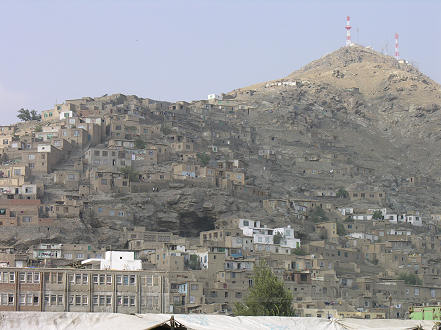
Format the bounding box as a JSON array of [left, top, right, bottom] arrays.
[[1, 45, 441, 248]]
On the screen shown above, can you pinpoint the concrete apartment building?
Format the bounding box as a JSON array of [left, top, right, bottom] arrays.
[[0, 251, 204, 314]]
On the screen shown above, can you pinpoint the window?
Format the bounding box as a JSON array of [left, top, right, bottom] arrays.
[[130, 296, 135, 306], [97, 207, 103, 213], [68, 295, 74, 305], [22, 216, 32, 223], [106, 296, 112, 306], [82, 274, 88, 284], [117, 296, 122, 305], [19, 272, 25, 283], [116, 275, 122, 284], [415, 288, 420, 296], [73, 130, 80, 137], [28, 154, 35, 160], [93, 295, 98, 305], [191, 284, 199, 290], [8, 294, 14, 305], [75, 295, 81, 305], [57, 295, 63, 305], [19, 294, 25, 305], [76, 253, 84, 259], [9, 273, 15, 283], [123, 275, 129, 285], [109, 210, 115, 216], [26, 294, 32, 305], [82, 295, 88, 305], [101, 179, 107, 185], [129, 275, 136, 285], [14, 169, 21, 176], [93, 274, 98, 284], [99, 274, 105, 284], [51, 295, 57, 305], [75, 274, 81, 284], [106, 275, 112, 285], [99, 295, 105, 306], [243, 220, 249, 226], [64, 253, 72, 259]]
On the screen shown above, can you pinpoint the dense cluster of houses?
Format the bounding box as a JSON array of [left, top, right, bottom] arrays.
[[0, 93, 439, 319]]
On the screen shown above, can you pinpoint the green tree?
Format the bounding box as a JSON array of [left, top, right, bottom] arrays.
[[197, 153, 210, 166], [398, 272, 422, 285], [161, 125, 172, 135], [337, 222, 347, 236], [120, 166, 139, 182], [234, 262, 293, 316], [17, 108, 41, 121], [292, 247, 307, 256], [308, 207, 329, 223], [186, 254, 201, 270], [35, 124, 43, 132], [344, 216, 354, 223], [372, 210, 384, 220], [336, 188, 349, 198], [134, 138, 146, 149], [273, 232, 283, 245], [0, 153, 8, 163]]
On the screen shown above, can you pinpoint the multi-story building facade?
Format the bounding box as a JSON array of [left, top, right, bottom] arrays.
[[0, 267, 203, 314]]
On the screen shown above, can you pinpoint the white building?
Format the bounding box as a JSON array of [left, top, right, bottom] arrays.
[[338, 208, 354, 216], [32, 244, 62, 259], [274, 226, 301, 248], [37, 144, 54, 153], [349, 233, 378, 241], [352, 214, 373, 221], [59, 110, 74, 120], [406, 214, 423, 227], [81, 251, 142, 270], [207, 94, 222, 101], [385, 214, 398, 223], [238, 220, 300, 248]]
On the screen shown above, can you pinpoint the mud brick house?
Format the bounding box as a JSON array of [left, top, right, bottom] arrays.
[[0, 200, 42, 226], [59, 127, 89, 149], [347, 189, 386, 203], [90, 170, 130, 194], [108, 139, 135, 149], [54, 170, 81, 190], [85, 147, 132, 170], [21, 145, 65, 175]]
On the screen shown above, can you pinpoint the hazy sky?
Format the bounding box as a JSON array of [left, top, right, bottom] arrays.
[[0, 0, 440, 125]]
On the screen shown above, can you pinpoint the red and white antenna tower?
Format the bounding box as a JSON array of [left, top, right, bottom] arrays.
[[395, 33, 399, 59], [345, 16, 352, 46]]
